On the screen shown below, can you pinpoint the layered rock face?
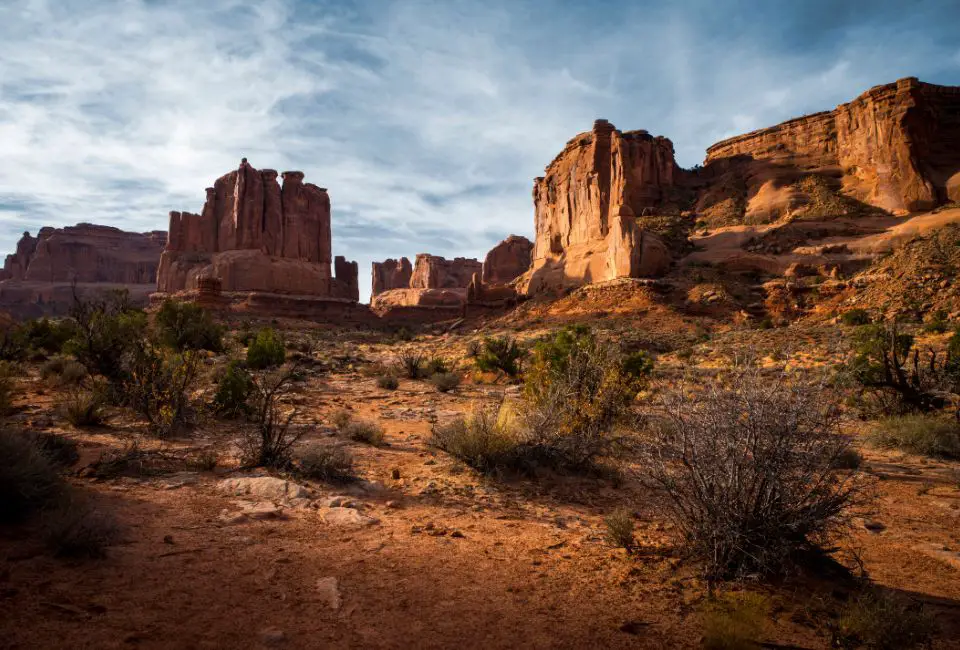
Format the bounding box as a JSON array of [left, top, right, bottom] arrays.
[[371, 258, 413, 297], [409, 254, 482, 290], [524, 119, 675, 294], [157, 160, 357, 301], [703, 78, 960, 218], [481, 235, 533, 285], [0, 224, 166, 318]]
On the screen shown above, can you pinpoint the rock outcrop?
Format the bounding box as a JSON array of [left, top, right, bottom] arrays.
[[157, 160, 358, 301], [371, 258, 413, 297], [409, 255, 482, 290], [481, 235, 533, 285], [0, 224, 166, 318], [523, 119, 675, 295], [702, 77, 960, 220]]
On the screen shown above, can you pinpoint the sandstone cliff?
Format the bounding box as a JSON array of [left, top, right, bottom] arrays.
[[0, 224, 166, 318], [481, 235, 533, 285], [371, 258, 413, 297], [158, 160, 357, 301], [701, 77, 960, 222], [409, 254, 482, 290], [524, 119, 675, 294]]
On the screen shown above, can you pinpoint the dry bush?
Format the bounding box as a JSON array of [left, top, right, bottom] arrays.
[[187, 449, 218, 471], [124, 348, 201, 438], [331, 409, 353, 431], [57, 386, 107, 428], [296, 445, 355, 482], [867, 414, 960, 458], [239, 362, 305, 467], [426, 356, 449, 375], [344, 419, 385, 446], [429, 372, 460, 393], [34, 432, 79, 467], [43, 498, 120, 559], [0, 428, 66, 522], [395, 349, 426, 379], [429, 404, 519, 473], [644, 367, 863, 579], [376, 374, 399, 390], [604, 508, 636, 552], [0, 362, 15, 415], [833, 589, 936, 649]]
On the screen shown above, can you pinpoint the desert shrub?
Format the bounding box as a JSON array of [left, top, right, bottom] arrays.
[[833, 447, 864, 469], [395, 349, 426, 379], [465, 339, 481, 358], [429, 404, 520, 473], [604, 508, 636, 552], [429, 372, 461, 393], [833, 589, 936, 649], [40, 355, 66, 380], [89, 439, 148, 479], [296, 444, 354, 482], [43, 498, 120, 559], [155, 299, 224, 353], [41, 356, 89, 387], [841, 309, 872, 326], [0, 428, 65, 522], [57, 386, 107, 427], [847, 323, 958, 415], [212, 360, 254, 418], [34, 432, 79, 467], [701, 592, 769, 650], [521, 330, 642, 472], [0, 361, 15, 415], [21, 318, 77, 356], [240, 363, 305, 467], [344, 419, 385, 446], [475, 336, 523, 376], [331, 409, 353, 431], [66, 289, 146, 383], [645, 368, 862, 579], [187, 449, 218, 471], [867, 415, 960, 458], [246, 328, 286, 370], [922, 309, 950, 334], [426, 357, 449, 375], [376, 374, 399, 390], [123, 347, 201, 438]]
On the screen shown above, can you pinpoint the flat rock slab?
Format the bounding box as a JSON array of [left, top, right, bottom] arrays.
[[316, 577, 341, 610], [217, 477, 310, 502], [914, 543, 960, 570], [322, 507, 378, 527]]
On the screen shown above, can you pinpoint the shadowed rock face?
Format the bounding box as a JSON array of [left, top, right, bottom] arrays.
[[158, 160, 357, 300], [524, 119, 675, 295], [481, 235, 532, 286], [410, 254, 482, 290], [371, 258, 413, 297], [0, 224, 166, 318]]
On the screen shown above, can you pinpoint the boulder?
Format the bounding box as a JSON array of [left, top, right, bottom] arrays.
[[217, 476, 311, 502]]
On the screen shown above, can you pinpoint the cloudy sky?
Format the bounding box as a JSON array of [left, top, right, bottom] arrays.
[[2, 0, 959, 301]]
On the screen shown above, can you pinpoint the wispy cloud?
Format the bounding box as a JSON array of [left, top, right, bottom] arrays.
[[1, 0, 958, 301]]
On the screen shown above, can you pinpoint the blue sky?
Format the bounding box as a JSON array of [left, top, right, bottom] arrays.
[[2, 0, 959, 302]]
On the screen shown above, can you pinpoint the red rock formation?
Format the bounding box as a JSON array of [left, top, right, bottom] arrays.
[[371, 258, 413, 296], [0, 224, 166, 318], [524, 119, 675, 294], [481, 235, 532, 285], [704, 78, 960, 216], [157, 160, 357, 301], [409, 254, 482, 290]]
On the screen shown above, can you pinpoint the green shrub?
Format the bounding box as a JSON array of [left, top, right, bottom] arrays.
[[475, 336, 523, 376], [604, 508, 636, 552], [57, 386, 107, 428], [702, 592, 768, 650], [0, 362, 15, 415], [155, 299, 224, 353], [429, 405, 520, 473], [840, 309, 872, 326], [376, 374, 399, 390], [426, 357, 449, 375], [344, 419, 385, 446], [922, 309, 949, 334], [66, 289, 146, 383], [834, 589, 936, 649], [212, 361, 254, 418], [0, 429, 65, 523], [429, 372, 461, 393], [246, 328, 285, 369], [465, 339, 481, 358], [395, 349, 426, 379], [296, 445, 354, 482], [331, 409, 353, 431], [123, 348, 201, 438], [21, 318, 77, 356], [867, 415, 960, 458], [41, 356, 88, 387]]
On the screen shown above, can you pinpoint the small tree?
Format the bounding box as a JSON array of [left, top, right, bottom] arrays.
[[66, 288, 145, 383], [242, 360, 305, 467], [212, 360, 254, 418], [246, 328, 286, 370], [123, 346, 202, 438], [645, 367, 863, 579], [475, 336, 523, 376], [155, 299, 224, 353]]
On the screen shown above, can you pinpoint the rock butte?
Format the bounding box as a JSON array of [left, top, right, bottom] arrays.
[[0, 224, 166, 319], [156, 160, 359, 303]]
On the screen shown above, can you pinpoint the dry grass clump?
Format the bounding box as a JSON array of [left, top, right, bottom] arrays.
[[57, 386, 107, 427], [644, 367, 863, 579], [429, 372, 460, 393], [603, 508, 636, 553], [43, 498, 121, 559], [296, 445, 355, 483], [376, 374, 399, 390], [429, 404, 518, 473], [867, 415, 960, 458], [833, 589, 936, 649], [0, 428, 66, 522], [331, 409, 385, 446], [701, 592, 769, 650]]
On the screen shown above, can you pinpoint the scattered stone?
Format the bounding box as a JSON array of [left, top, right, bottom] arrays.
[[260, 627, 286, 646], [316, 577, 342, 611], [322, 508, 378, 528], [317, 496, 355, 508], [217, 477, 310, 502]]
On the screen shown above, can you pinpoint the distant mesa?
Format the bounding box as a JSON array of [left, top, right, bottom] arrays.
[[0, 224, 166, 319], [156, 159, 359, 305]]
